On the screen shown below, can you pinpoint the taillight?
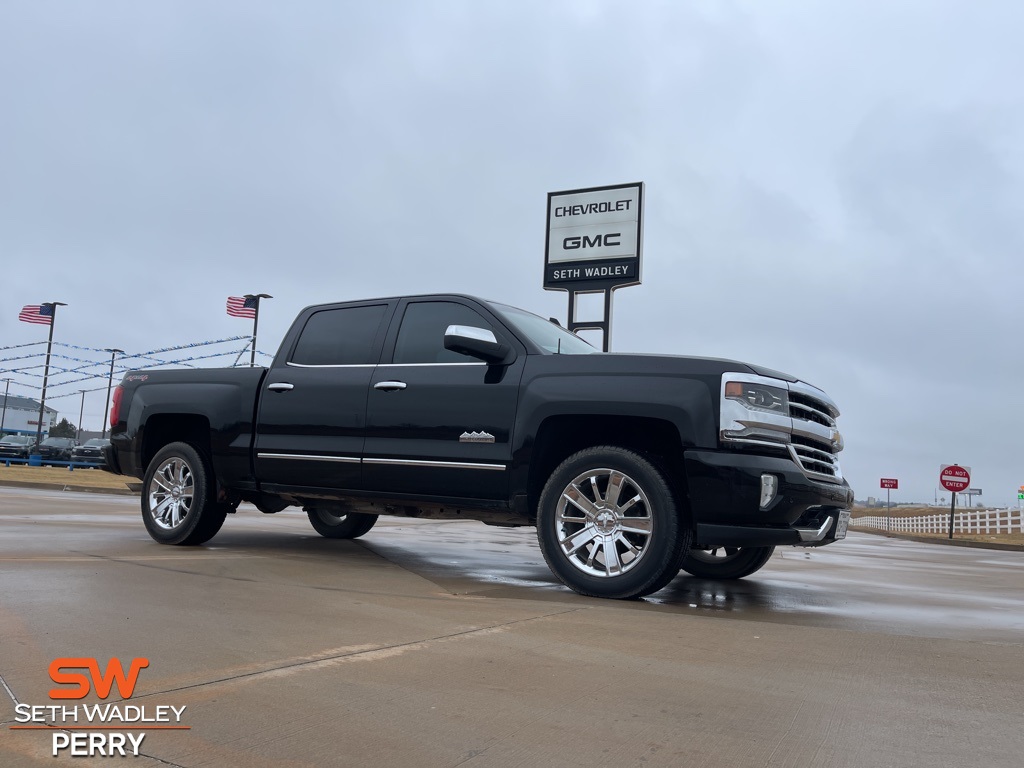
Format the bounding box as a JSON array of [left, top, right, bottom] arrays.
[[109, 385, 124, 428]]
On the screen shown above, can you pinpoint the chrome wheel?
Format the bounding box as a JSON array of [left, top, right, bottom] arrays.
[[553, 467, 654, 578], [141, 442, 226, 545], [147, 456, 195, 531]]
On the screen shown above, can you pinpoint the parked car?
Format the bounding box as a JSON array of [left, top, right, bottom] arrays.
[[34, 437, 79, 463], [71, 438, 111, 468], [0, 435, 34, 460]]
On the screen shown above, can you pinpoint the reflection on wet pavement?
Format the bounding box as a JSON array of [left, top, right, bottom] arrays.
[[362, 522, 1024, 643]]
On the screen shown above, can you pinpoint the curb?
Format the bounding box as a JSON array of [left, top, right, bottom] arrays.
[[0, 480, 139, 496], [854, 527, 1024, 552]]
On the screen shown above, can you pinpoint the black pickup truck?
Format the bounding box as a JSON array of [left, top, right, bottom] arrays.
[[105, 294, 853, 599]]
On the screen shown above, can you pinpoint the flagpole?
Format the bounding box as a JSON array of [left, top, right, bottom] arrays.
[[34, 302, 66, 449], [101, 348, 124, 439], [245, 294, 272, 368]]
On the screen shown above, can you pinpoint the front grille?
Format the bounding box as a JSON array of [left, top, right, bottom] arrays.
[[788, 390, 841, 479], [789, 392, 836, 428], [790, 435, 840, 478]]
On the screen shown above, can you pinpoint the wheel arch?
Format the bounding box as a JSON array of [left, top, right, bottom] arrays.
[[140, 414, 212, 475], [526, 414, 689, 523]]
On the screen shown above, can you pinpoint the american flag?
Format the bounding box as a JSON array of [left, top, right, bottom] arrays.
[[19, 304, 54, 325], [226, 296, 258, 319]]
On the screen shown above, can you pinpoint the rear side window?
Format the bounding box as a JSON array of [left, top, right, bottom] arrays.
[[290, 304, 387, 366], [392, 301, 494, 364]]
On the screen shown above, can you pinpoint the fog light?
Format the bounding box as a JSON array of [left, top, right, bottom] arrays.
[[760, 474, 778, 510]]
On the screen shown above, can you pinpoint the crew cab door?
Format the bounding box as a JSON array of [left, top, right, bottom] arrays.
[[363, 298, 524, 501], [253, 301, 392, 494]]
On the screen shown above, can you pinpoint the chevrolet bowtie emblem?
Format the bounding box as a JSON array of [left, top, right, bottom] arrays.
[[460, 431, 495, 444]]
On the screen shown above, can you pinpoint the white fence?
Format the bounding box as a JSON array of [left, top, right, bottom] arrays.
[[853, 508, 1023, 535]]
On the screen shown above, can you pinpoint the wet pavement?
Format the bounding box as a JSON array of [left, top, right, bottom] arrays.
[[1, 486, 1022, 767], [366, 514, 1024, 643]]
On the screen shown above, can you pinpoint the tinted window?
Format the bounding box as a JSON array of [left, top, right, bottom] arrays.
[[291, 304, 387, 366], [392, 302, 493, 364]]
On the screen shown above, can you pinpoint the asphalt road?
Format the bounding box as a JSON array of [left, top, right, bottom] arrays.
[[1, 486, 1021, 767]]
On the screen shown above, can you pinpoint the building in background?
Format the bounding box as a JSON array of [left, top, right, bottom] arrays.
[[0, 395, 57, 437]]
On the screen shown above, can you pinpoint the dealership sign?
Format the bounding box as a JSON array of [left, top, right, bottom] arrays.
[[544, 182, 644, 290]]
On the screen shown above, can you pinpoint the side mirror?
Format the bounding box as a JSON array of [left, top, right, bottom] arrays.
[[444, 325, 515, 365]]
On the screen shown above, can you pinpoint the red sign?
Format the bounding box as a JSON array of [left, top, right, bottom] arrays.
[[880, 478, 898, 489], [939, 464, 971, 492]]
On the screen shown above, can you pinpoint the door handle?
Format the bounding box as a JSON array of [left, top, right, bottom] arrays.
[[373, 380, 408, 392], [267, 382, 295, 392]]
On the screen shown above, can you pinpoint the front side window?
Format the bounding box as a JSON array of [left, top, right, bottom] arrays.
[[392, 302, 493, 364], [290, 304, 387, 366], [491, 303, 597, 355]]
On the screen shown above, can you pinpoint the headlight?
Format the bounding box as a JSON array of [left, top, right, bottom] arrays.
[[724, 381, 789, 414]]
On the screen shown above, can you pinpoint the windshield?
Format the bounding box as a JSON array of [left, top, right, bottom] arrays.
[[1, 436, 31, 445], [491, 303, 597, 355], [84, 439, 108, 447]]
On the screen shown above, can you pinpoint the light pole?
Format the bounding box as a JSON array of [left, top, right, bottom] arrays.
[[77, 390, 86, 442], [101, 348, 124, 439], [0, 378, 10, 434]]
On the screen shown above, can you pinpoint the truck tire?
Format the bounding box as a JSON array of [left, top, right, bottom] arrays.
[[306, 508, 378, 539], [536, 446, 690, 599], [679, 546, 775, 579], [141, 442, 227, 546]]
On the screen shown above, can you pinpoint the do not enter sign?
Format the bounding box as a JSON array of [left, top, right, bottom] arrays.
[[940, 464, 971, 492]]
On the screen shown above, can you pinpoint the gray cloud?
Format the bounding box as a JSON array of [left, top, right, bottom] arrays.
[[2, 1, 1022, 503]]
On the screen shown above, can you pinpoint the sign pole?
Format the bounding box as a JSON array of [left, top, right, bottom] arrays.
[[939, 464, 970, 540], [566, 288, 613, 352], [880, 478, 898, 531]]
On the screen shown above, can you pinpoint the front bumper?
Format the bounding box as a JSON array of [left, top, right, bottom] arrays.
[[72, 453, 106, 465], [37, 451, 69, 462], [684, 449, 854, 548]]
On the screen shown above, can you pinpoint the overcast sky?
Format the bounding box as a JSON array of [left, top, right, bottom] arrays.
[[2, 1, 1022, 505]]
